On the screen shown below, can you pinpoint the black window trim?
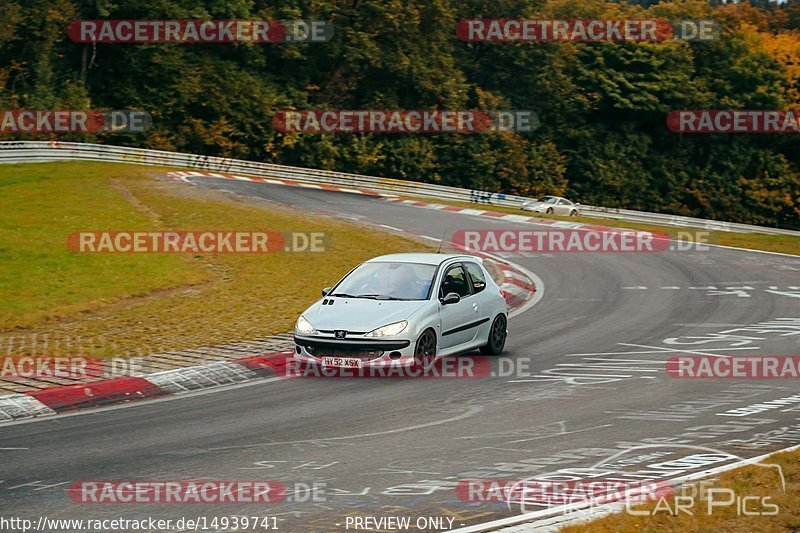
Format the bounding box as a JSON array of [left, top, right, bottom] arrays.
[[438, 262, 474, 300], [462, 260, 487, 294]]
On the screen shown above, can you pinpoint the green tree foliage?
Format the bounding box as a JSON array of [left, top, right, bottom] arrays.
[[0, 0, 798, 227]]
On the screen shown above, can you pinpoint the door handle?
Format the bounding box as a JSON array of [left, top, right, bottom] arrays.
[[472, 303, 478, 310]]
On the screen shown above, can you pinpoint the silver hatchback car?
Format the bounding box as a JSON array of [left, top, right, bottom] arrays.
[[293, 253, 508, 369], [521, 195, 580, 216]]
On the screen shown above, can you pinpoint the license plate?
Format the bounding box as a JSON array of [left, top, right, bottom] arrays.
[[321, 357, 363, 369]]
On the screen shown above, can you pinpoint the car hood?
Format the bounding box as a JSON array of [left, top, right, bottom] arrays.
[[303, 298, 429, 332]]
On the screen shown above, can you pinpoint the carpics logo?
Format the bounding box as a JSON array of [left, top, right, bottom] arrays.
[[67, 231, 327, 253], [68, 20, 334, 43], [0, 110, 151, 133], [456, 19, 718, 42], [587, 446, 785, 518], [272, 110, 538, 133]]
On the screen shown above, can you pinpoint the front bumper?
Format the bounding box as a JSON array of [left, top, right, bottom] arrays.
[[293, 334, 416, 367], [522, 205, 544, 213]]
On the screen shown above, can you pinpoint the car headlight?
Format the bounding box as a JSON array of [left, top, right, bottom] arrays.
[[365, 320, 408, 337], [296, 315, 317, 335]]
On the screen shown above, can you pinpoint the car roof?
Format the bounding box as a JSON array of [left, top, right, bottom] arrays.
[[366, 253, 481, 266]]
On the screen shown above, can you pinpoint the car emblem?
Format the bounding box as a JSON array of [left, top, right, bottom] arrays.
[[334, 330, 347, 339]]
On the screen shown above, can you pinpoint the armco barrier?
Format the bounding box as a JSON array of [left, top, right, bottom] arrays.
[[1, 141, 797, 236]]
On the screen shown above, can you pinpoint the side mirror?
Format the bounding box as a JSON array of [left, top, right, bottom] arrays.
[[322, 287, 332, 297], [440, 292, 461, 305]]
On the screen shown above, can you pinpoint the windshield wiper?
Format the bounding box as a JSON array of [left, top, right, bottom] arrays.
[[355, 294, 409, 301], [330, 293, 357, 298]]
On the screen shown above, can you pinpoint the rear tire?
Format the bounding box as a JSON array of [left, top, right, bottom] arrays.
[[570, 209, 578, 217], [480, 314, 507, 355]]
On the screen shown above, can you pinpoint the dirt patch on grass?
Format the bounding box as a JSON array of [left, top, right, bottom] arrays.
[[0, 162, 429, 357]]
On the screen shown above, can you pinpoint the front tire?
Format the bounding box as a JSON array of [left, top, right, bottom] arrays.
[[414, 329, 437, 365], [546, 207, 554, 215], [480, 314, 507, 355]]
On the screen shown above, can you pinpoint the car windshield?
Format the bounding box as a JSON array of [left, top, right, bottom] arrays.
[[541, 196, 558, 203], [331, 262, 436, 301]]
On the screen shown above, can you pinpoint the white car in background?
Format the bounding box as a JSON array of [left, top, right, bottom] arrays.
[[293, 253, 508, 369], [521, 196, 580, 216]]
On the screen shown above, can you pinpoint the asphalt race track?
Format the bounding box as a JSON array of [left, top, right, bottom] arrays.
[[2, 177, 800, 532]]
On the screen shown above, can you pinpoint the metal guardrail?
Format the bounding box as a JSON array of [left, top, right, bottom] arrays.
[[1, 140, 798, 236]]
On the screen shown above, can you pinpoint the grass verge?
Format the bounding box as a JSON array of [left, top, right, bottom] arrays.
[[560, 449, 800, 532], [401, 196, 800, 256], [0, 162, 428, 357]]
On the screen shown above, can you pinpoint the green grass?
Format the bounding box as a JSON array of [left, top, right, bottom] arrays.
[[0, 163, 208, 327], [560, 449, 800, 532], [0, 162, 429, 357]]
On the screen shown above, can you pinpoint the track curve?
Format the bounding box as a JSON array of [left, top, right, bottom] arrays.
[[1, 177, 799, 532]]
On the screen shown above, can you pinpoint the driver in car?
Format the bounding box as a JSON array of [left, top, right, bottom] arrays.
[[377, 264, 422, 300]]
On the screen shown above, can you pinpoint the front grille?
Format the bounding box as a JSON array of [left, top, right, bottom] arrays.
[[295, 335, 410, 352], [317, 330, 368, 336]]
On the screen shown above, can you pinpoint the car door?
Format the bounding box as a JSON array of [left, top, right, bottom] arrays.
[[437, 263, 479, 350], [464, 261, 492, 313], [555, 198, 569, 216], [463, 260, 494, 336]]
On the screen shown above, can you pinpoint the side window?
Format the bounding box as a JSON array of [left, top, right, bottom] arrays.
[[440, 265, 471, 298], [464, 262, 487, 293], [557, 199, 567, 205]]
